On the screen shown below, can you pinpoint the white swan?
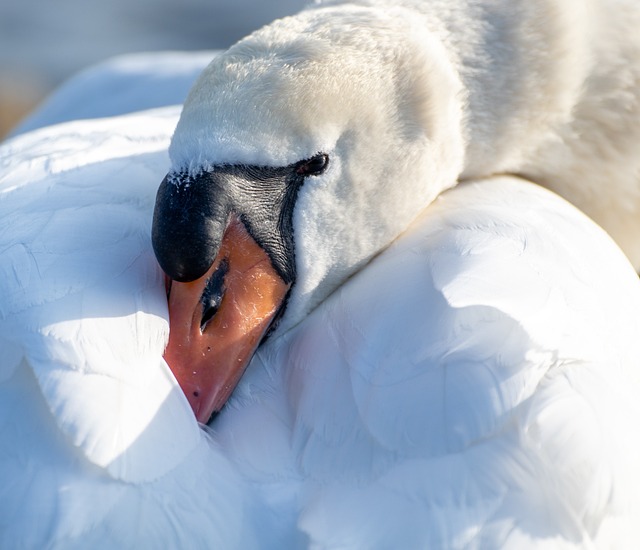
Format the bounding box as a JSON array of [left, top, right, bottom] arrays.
[[1, 111, 639, 546], [2, 0, 640, 546]]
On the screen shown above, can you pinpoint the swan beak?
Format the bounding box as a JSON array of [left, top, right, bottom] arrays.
[[163, 218, 290, 423]]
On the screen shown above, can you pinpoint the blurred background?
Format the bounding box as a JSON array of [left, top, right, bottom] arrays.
[[0, 0, 309, 138]]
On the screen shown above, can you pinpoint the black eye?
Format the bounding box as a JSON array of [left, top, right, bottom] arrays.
[[296, 153, 329, 177]]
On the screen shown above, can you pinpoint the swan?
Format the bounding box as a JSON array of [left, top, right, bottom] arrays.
[[1, 110, 639, 547], [2, 0, 640, 546], [153, 0, 640, 423]]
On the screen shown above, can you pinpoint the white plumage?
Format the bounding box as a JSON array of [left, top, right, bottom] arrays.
[[2, 0, 640, 547], [2, 110, 640, 547], [0, 111, 280, 548]]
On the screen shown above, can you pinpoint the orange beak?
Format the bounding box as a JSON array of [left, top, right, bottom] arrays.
[[163, 218, 290, 423]]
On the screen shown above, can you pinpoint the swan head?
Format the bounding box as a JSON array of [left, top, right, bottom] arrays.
[[152, 5, 465, 422]]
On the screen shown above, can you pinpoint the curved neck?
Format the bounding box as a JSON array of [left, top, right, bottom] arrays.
[[430, 0, 593, 177]]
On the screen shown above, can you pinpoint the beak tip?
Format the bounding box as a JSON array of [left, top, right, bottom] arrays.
[[163, 219, 291, 421]]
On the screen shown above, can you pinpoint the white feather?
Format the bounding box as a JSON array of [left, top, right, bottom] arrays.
[[227, 177, 640, 548]]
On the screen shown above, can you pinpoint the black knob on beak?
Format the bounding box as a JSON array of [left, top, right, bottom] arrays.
[[152, 172, 227, 282]]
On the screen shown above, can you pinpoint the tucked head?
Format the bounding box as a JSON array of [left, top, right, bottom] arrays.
[[152, 4, 465, 422]]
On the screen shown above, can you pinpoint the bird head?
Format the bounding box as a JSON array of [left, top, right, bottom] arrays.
[[152, 4, 465, 423]]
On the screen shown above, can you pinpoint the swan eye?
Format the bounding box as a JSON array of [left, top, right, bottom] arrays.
[[296, 153, 329, 177]]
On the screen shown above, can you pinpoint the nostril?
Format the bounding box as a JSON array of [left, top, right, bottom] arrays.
[[200, 258, 229, 332], [200, 302, 219, 331]]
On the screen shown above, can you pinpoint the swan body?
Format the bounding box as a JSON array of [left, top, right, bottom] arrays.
[[2, 109, 640, 547], [242, 175, 640, 548]]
